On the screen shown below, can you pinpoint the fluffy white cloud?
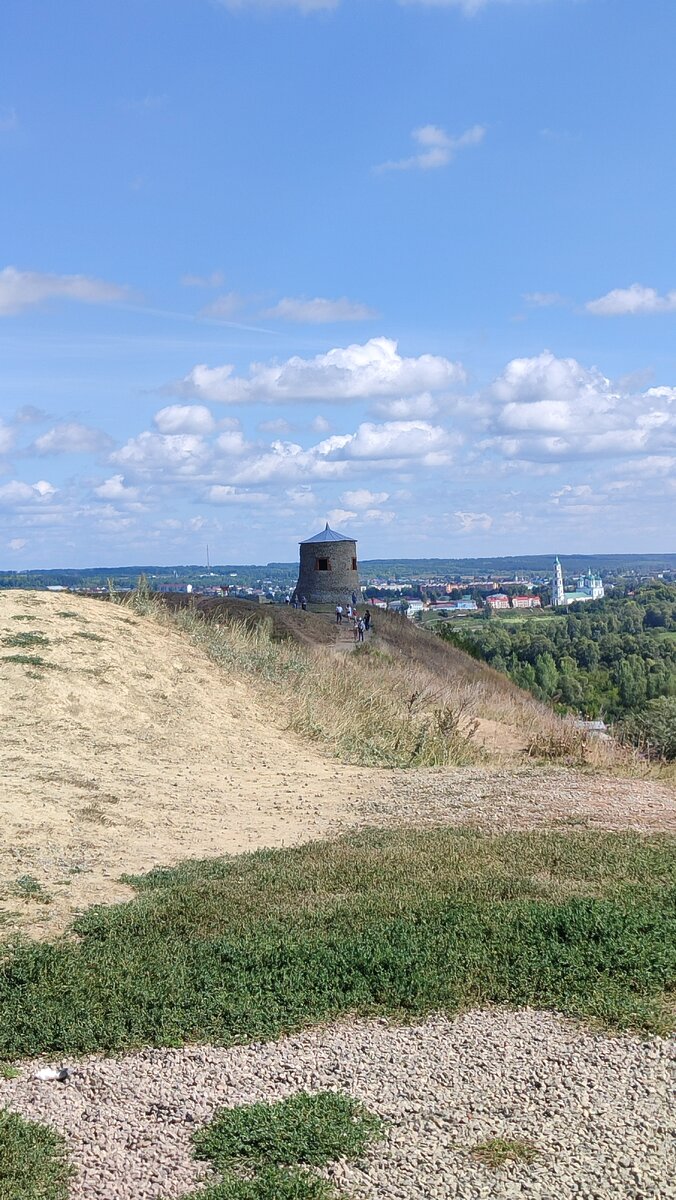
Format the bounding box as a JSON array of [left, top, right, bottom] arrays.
[[93, 474, 140, 501], [111, 432, 211, 477], [216, 430, 250, 455], [376, 123, 485, 172], [327, 508, 357, 526], [0, 420, 14, 454], [486, 351, 676, 462], [330, 420, 451, 460], [173, 337, 465, 406], [455, 511, 493, 532], [0, 266, 129, 316], [371, 392, 439, 419], [586, 283, 676, 316], [8, 538, 27, 551], [32, 422, 113, 455], [0, 479, 56, 506], [264, 296, 378, 323], [154, 404, 216, 435], [205, 485, 269, 504], [340, 489, 390, 508]]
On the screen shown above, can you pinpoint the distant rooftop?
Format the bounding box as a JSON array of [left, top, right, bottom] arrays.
[[300, 522, 355, 544]]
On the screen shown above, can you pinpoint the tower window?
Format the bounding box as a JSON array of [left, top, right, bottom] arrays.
[[351, 557, 357, 571], [316, 558, 330, 571]]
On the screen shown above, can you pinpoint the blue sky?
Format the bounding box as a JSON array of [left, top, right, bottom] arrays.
[[1, 0, 675, 568]]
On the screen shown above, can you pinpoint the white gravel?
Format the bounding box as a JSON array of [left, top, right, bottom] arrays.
[[1, 1009, 674, 1200]]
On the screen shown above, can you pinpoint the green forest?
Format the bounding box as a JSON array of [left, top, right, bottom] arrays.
[[437, 585, 676, 759]]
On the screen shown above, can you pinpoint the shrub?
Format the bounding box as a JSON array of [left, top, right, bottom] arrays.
[[0, 1110, 72, 1200], [617, 697, 676, 761]]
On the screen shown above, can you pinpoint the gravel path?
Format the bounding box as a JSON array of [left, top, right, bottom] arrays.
[[2, 1010, 674, 1200]]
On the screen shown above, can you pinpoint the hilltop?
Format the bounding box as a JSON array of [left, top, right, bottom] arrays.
[[1, 589, 673, 941]]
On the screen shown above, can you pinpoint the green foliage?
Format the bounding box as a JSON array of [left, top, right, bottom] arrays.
[[618, 697, 676, 761], [1, 632, 49, 648], [194, 1092, 382, 1172], [0, 830, 674, 1061], [177, 1168, 337, 1200], [0, 1110, 73, 1200], [438, 584, 676, 722]]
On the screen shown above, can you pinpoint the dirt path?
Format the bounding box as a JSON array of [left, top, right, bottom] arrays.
[[1, 591, 673, 940]]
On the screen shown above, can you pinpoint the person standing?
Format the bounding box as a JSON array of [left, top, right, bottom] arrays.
[[351, 591, 357, 607], [363, 609, 370, 631], [335, 604, 343, 623], [358, 617, 365, 642]]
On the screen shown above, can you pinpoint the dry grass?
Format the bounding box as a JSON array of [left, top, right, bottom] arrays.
[[119, 592, 623, 772]]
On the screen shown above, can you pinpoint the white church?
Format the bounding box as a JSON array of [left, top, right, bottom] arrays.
[[551, 558, 604, 607]]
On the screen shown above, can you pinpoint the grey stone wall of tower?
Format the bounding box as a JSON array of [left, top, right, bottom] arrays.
[[294, 523, 361, 605]]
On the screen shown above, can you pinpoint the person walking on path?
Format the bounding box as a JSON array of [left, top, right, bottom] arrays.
[[335, 604, 343, 624], [347, 604, 353, 620], [301, 596, 307, 611], [363, 609, 371, 631], [351, 591, 357, 607], [357, 617, 366, 642]]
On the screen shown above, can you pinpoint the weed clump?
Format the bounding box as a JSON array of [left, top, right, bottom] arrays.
[[1, 632, 49, 648], [470, 1137, 538, 1168]]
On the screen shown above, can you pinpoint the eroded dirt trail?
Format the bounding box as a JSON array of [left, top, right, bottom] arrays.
[[1, 591, 674, 939]]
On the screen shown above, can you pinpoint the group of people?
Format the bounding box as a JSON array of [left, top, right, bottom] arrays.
[[335, 600, 371, 642]]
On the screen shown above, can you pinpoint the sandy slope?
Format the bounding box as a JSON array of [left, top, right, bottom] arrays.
[[1, 591, 674, 939], [0, 591, 387, 937]]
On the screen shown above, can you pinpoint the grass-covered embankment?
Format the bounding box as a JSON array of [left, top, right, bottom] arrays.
[[0, 828, 674, 1059]]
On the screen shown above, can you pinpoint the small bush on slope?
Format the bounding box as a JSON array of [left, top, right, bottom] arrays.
[[177, 1169, 337, 1200], [0, 829, 673, 1059], [0, 1110, 72, 1200]]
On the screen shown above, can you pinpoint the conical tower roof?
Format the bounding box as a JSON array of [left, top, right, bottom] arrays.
[[300, 522, 355, 544]]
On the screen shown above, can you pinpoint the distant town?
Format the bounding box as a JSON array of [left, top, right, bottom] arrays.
[[1, 552, 674, 618]]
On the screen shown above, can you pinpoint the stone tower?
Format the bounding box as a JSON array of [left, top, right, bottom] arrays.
[[552, 556, 565, 607], [294, 523, 361, 605]]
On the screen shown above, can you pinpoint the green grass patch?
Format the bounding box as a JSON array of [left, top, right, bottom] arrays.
[[13, 876, 51, 904], [72, 630, 105, 642], [0, 1064, 20, 1080], [178, 1168, 337, 1200], [0, 1110, 73, 1200], [9, 615, 37, 622], [470, 1137, 538, 1168], [0, 829, 674, 1059], [1, 632, 49, 648], [55, 611, 82, 619], [194, 1093, 382, 1171], [2, 655, 54, 669]]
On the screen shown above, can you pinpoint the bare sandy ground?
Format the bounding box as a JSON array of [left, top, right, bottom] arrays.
[[1, 591, 674, 939]]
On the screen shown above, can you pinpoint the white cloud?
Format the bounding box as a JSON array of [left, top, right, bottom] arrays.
[[485, 350, 676, 462], [324, 420, 452, 460], [0, 479, 56, 506], [363, 508, 395, 523], [371, 392, 439, 419], [455, 511, 493, 532], [8, 538, 27, 551], [181, 271, 225, 288], [340, 489, 390, 508], [215, 430, 250, 455], [376, 123, 485, 172], [32, 423, 112, 455], [93, 474, 140, 502], [402, 0, 555, 11], [173, 337, 465, 406], [200, 293, 246, 320], [312, 415, 331, 433], [327, 508, 357, 527], [586, 283, 676, 316], [205, 485, 269, 505], [154, 404, 216, 435], [0, 266, 129, 316], [264, 296, 378, 323], [111, 432, 211, 477], [0, 421, 14, 454]]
